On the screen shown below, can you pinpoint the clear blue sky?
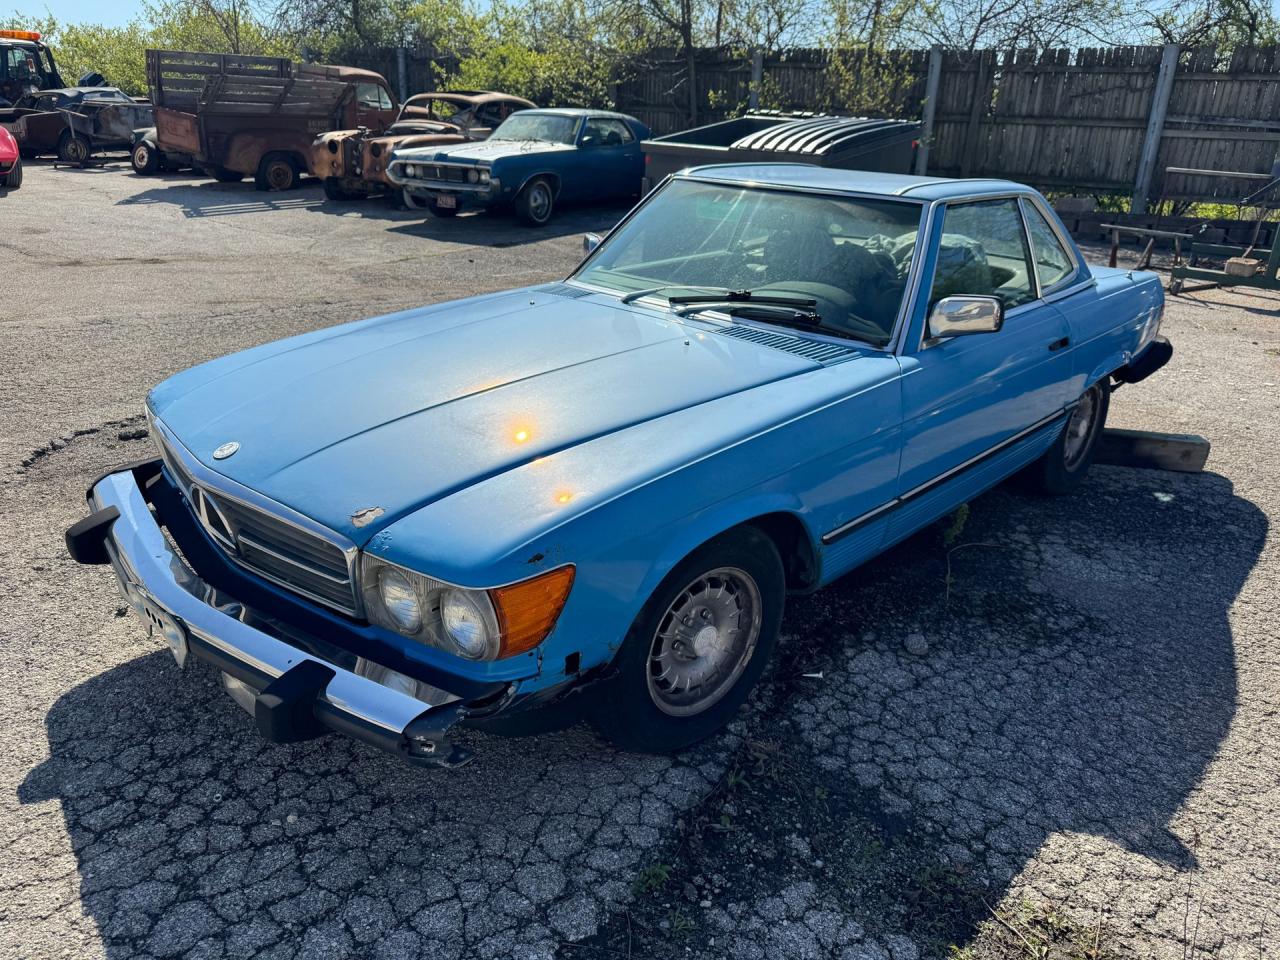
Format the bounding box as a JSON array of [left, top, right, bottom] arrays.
[[11, 0, 146, 28]]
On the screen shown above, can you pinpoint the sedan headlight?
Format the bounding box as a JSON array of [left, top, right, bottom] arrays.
[[466, 168, 479, 183], [376, 566, 422, 633], [478, 169, 490, 184], [361, 556, 574, 661]]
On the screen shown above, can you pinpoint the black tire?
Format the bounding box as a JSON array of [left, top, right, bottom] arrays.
[[254, 152, 299, 191], [592, 525, 785, 753], [208, 166, 243, 182], [131, 141, 160, 175], [428, 195, 458, 217], [57, 131, 91, 167], [3, 156, 21, 189], [1027, 381, 1110, 495], [323, 178, 363, 202], [514, 176, 555, 226]]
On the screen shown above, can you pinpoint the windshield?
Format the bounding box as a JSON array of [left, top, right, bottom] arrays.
[[574, 179, 924, 346], [491, 113, 578, 144]]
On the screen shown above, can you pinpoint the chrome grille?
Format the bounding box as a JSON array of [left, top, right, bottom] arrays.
[[153, 425, 359, 615]]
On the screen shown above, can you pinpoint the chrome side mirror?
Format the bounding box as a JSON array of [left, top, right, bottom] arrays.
[[927, 296, 1004, 339], [583, 232, 602, 254]]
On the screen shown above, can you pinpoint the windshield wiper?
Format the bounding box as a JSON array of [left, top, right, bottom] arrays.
[[669, 290, 818, 310], [619, 284, 735, 305], [677, 302, 822, 327]]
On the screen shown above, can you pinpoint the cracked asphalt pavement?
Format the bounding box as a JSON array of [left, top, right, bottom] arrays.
[[1, 164, 1277, 960]]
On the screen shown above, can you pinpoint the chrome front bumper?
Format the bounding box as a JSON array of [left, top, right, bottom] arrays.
[[70, 464, 509, 768]]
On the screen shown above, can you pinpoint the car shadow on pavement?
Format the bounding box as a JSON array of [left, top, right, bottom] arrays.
[[750, 465, 1269, 953], [16, 467, 1267, 959], [114, 176, 629, 246]]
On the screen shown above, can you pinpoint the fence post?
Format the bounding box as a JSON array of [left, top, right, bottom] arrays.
[[959, 50, 991, 178], [749, 49, 763, 109], [1130, 43, 1179, 215], [916, 45, 943, 176], [397, 46, 408, 101]]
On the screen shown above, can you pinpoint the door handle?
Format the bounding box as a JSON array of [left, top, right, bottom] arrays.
[[1048, 336, 1070, 352]]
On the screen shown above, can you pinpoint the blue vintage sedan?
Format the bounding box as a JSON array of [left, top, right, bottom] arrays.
[[68, 165, 1171, 767], [386, 107, 649, 224]]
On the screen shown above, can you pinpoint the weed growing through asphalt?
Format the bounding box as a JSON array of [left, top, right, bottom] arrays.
[[632, 862, 672, 896]]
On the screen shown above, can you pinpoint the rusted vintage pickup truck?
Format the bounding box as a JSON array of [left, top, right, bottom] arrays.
[[310, 90, 534, 201], [147, 49, 398, 190]]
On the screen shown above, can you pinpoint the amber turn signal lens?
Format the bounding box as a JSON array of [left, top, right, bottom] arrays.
[[490, 566, 575, 658]]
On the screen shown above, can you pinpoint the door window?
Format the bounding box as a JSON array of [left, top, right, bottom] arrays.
[[582, 117, 633, 147], [1022, 201, 1076, 291], [356, 83, 392, 110], [928, 199, 1036, 309]]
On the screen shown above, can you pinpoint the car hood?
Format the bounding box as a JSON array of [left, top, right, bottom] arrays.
[[395, 138, 569, 164], [149, 287, 821, 544]]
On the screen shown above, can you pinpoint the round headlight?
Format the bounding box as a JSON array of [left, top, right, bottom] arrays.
[[378, 567, 422, 633], [478, 169, 490, 183], [466, 168, 479, 183], [440, 589, 494, 659], [404, 164, 417, 178]]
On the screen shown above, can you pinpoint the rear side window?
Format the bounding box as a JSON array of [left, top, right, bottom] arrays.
[[1022, 201, 1076, 291], [929, 199, 1036, 309], [583, 117, 633, 146]]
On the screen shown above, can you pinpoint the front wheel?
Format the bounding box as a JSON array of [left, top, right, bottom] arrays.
[[132, 141, 160, 175], [514, 177, 555, 226], [1028, 381, 1110, 494], [3, 156, 21, 189], [592, 526, 785, 753]]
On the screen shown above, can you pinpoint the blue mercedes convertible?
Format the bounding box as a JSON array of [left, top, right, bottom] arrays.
[[67, 165, 1170, 767]]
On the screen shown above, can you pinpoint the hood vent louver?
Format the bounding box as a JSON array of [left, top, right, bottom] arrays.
[[533, 282, 597, 299], [712, 323, 862, 364]]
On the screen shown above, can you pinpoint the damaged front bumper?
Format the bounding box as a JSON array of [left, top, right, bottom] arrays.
[[66, 461, 519, 768]]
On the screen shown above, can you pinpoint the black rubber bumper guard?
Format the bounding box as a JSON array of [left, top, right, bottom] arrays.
[[67, 459, 515, 769]]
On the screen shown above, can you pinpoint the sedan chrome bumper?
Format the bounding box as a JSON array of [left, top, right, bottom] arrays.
[[67, 462, 512, 768]]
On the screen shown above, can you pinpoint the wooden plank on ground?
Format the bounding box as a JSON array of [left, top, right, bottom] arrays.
[[1095, 429, 1210, 472]]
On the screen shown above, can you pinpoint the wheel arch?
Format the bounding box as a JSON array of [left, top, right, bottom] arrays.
[[515, 170, 561, 198]]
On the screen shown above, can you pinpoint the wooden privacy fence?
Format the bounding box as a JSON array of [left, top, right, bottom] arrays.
[[613, 45, 1280, 211]]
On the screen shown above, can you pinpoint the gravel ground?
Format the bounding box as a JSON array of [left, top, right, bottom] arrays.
[[1, 162, 1277, 960]]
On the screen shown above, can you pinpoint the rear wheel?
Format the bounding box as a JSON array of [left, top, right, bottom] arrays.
[[207, 166, 243, 183], [131, 141, 160, 175], [1028, 381, 1110, 494], [514, 177, 555, 226], [592, 526, 785, 753], [3, 156, 21, 189], [255, 152, 299, 191], [57, 132, 90, 166]]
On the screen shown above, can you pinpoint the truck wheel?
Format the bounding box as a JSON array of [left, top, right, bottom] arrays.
[[132, 141, 160, 175], [1027, 381, 1110, 495], [3, 156, 21, 189], [428, 196, 458, 217], [57, 132, 91, 167], [515, 177, 555, 226], [592, 526, 785, 753], [256, 153, 299, 191]]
